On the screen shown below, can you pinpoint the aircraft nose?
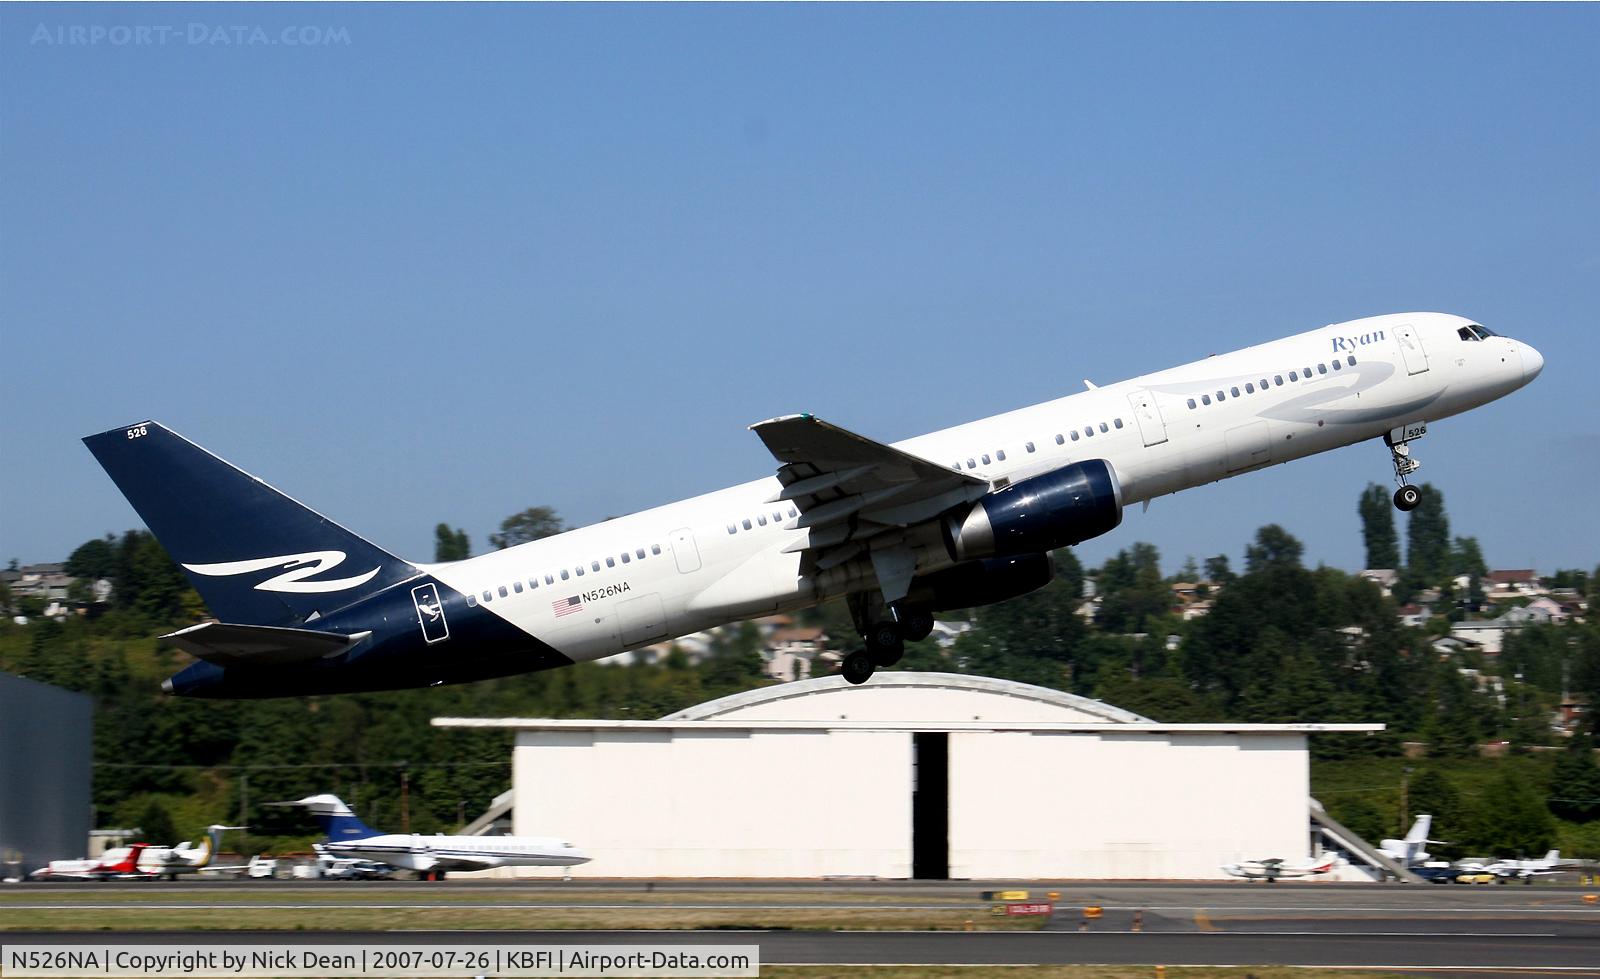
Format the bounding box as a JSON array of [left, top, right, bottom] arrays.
[[1519, 342, 1544, 383]]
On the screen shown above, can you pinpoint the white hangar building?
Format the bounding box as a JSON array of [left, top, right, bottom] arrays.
[[435, 673, 1379, 880]]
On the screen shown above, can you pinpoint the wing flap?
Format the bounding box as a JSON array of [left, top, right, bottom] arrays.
[[161, 621, 367, 669], [749, 414, 988, 592]]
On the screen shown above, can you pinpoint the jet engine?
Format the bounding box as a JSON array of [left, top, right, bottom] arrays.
[[941, 459, 1122, 563], [914, 553, 1055, 611]]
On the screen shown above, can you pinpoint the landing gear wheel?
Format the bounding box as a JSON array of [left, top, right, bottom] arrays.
[[897, 607, 935, 643], [1394, 485, 1421, 512], [842, 650, 876, 685], [865, 621, 905, 667]]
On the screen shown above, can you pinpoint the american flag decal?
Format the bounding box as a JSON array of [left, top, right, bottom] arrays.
[[552, 596, 584, 618]]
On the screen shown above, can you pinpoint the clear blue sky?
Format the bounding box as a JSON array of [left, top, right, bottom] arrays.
[[3, 4, 1597, 578]]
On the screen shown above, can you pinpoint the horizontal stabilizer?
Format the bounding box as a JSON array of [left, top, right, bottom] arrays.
[[161, 622, 368, 668]]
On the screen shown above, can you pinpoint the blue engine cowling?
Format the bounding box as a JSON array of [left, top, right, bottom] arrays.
[[913, 553, 1055, 611], [941, 459, 1122, 562]]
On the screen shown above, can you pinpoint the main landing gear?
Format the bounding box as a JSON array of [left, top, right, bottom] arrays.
[[840, 596, 935, 685], [1384, 422, 1427, 512]]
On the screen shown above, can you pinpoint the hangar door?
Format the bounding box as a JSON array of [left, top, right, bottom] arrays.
[[912, 733, 948, 879]]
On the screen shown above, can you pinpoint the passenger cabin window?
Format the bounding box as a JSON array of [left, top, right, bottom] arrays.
[[621, 553, 630, 563], [742, 519, 752, 530], [560, 570, 570, 580], [1025, 441, 1035, 453], [1113, 418, 1123, 429], [967, 458, 977, 468], [482, 590, 493, 602], [996, 449, 1007, 461], [1202, 394, 1211, 405], [757, 514, 767, 526], [1230, 386, 1240, 397], [652, 544, 662, 554], [1084, 426, 1094, 437], [606, 556, 616, 567], [1289, 371, 1298, 381], [788, 508, 797, 518], [545, 574, 554, 584], [1274, 375, 1283, 385], [498, 586, 508, 598], [1260, 378, 1268, 389], [575, 566, 584, 576], [1187, 398, 1197, 409], [529, 577, 539, 589], [1347, 355, 1356, 366], [1055, 434, 1064, 445], [1317, 363, 1328, 375], [466, 593, 477, 607], [1331, 359, 1341, 371], [1216, 391, 1225, 401], [1070, 430, 1081, 441], [1245, 382, 1255, 393], [1098, 422, 1108, 433], [591, 561, 601, 572], [635, 549, 645, 559], [513, 581, 523, 593], [981, 454, 991, 465]]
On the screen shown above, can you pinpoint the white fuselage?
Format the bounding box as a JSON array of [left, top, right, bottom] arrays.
[[323, 833, 589, 872], [429, 312, 1540, 663]]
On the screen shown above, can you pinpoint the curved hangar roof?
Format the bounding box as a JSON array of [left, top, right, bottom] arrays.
[[661, 671, 1153, 725]]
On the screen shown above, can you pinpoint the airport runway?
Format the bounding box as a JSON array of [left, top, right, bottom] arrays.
[[7, 881, 1600, 972]]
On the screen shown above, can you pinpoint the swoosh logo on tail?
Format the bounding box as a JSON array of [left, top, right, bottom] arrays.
[[184, 550, 381, 594]]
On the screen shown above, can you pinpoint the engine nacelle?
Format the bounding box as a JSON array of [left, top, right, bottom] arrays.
[[941, 459, 1122, 563], [914, 553, 1055, 611]]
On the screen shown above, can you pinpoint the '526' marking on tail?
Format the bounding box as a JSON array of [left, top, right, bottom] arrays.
[[183, 550, 381, 594]]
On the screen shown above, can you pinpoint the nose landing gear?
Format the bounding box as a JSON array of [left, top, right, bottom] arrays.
[[1384, 421, 1427, 512]]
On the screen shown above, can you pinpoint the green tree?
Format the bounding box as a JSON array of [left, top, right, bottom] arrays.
[[1203, 554, 1236, 587], [1549, 736, 1600, 823], [1244, 524, 1304, 575], [1331, 796, 1387, 844], [65, 534, 119, 582], [1468, 770, 1556, 857], [433, 524, 471, 562], [1358, 484, 1401, 569], [136, 799, 179, 846], [1407, 768, 1467, 858], [1404, 483, 1451, 589], [1094, 543, 1169, 634], [489, 507, 564, 550]]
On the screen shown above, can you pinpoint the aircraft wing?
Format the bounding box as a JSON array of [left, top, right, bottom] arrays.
[[161, 622, 369, 669], [749, 414, 989, 598]]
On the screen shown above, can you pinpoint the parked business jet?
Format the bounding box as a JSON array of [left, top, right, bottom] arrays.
[[1222, 853, 1342, 882], [268, 794, 588, 880], [29, 843, 153, 881], [1460, 849, 1567, 884], [134, 824, 247, 879], [1378, 814, 1443, 867], [84, 312, 1542, 696]]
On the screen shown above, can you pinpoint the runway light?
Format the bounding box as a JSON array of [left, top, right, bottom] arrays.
[[1584, 894, 1598, 904]]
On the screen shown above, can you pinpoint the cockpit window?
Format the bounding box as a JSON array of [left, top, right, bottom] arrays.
[[1473, 323, 1497, 337], [1458, 324, 1497, 342]]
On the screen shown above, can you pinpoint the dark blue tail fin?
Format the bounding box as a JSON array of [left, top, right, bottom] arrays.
[[275, 794, 383, 840], [83, 421, 416, 627]]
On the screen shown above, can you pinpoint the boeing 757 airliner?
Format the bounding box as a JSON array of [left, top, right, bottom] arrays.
[[85, 312, 1542, 697]]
